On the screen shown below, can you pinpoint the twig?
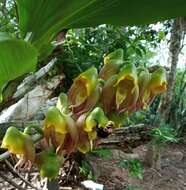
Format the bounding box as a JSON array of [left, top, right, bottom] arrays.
[[13, 58, 57, 99], [5, 160, 39, 190], [22, 172, 28, 189], [0, 171, 25, 190]]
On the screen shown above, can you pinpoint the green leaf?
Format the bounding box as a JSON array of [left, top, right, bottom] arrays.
[[15, 0, 186, 52], [0, 33, 38, 100], [90, 148, 112, 158]]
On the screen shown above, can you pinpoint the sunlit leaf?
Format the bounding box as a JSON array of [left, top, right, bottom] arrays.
[[0, 33, 38, 100]]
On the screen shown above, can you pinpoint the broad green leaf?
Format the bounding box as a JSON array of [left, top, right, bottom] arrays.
[[0, 33, 38, 100], [15, 0, 186, 52]]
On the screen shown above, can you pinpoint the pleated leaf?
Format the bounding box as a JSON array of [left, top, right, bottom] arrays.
[[15, 0, 186, 51]]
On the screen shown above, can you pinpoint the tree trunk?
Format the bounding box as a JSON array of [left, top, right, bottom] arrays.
[[146, 18, 183, 170], [144, 144, 161, 170], [159, 18, 183, 121]]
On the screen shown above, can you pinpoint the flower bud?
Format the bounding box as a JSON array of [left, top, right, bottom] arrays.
[[36, 151, 64, 180]]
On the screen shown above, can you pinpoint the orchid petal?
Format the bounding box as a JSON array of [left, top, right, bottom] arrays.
[[44, 106, 67, 135], [99, 49, 123, 80], [100, 75, 117, 113], [136, 67, 151, 109], [56, 93, 70, 114], [68, 67, 98, 107], [148, 67, 167, 95], [115, 64, 139, 112]]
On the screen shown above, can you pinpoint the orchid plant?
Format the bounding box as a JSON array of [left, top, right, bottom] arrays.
[[1, 49, 167, 179]]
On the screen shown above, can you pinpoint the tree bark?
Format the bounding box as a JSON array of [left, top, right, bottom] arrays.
[[159, 18, 183, 121]]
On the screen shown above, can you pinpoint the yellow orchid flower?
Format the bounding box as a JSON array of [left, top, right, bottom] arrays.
[[77, 130, 91, 154], [68, 67, 98, 108], [58, 115, 79, 155], [35, 151, 64, 180], [115, 63, 139, 112], [56, 93, 70, 114], [100, 75, 117, 113], [44, 106, 67, 135], [136, 67, 167, 108], [1, 126, 35, 162], [72, 84, 101, 117], [44, 106, 67, 148], [75, 108, 109, 153], [99, 49, 124, 80], [84, 107, 109, 133], [136, 67, 151, 109], [148, 67, 167, 96], [83, 107, 110, 150]]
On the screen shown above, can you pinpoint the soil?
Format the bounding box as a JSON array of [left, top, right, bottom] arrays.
[[0, 142, 186, 190], [91, 143, 186, 190]]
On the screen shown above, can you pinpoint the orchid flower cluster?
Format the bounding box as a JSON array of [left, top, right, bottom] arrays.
[[1, 49, 167, 179]]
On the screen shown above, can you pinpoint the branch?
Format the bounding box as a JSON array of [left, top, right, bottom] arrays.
[[0, 74, 64, 123], [5, 160, 39, 190], [0, 58, 57, 112], [13, 58, 57, 99], [97, 124, 153, 152], [0, 171, 25, 190]]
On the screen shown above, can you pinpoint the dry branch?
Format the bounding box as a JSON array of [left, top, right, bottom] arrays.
[[97, 124, 153, 152], [5, 160, 39, 190], [0, 75, 64, 123], [0, 58, 57, 112]]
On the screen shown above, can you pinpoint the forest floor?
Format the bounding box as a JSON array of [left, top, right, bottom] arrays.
[[93, 141, 186, 190], [0, 140, 186, 190]]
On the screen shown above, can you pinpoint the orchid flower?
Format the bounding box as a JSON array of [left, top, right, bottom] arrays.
[[44, 106, 67, 148], [75, 107, 110, 153], [72, 84, 101, 117], [136, 67, 151, 109], [84, 107, 110, 149], [148, 67, 167, 97], [115, 63, 139, 113], [99, 49, 123, 80], [1, 126, 35, 162], [68, 67, 98, 109], [100, 75, 117, 113]]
